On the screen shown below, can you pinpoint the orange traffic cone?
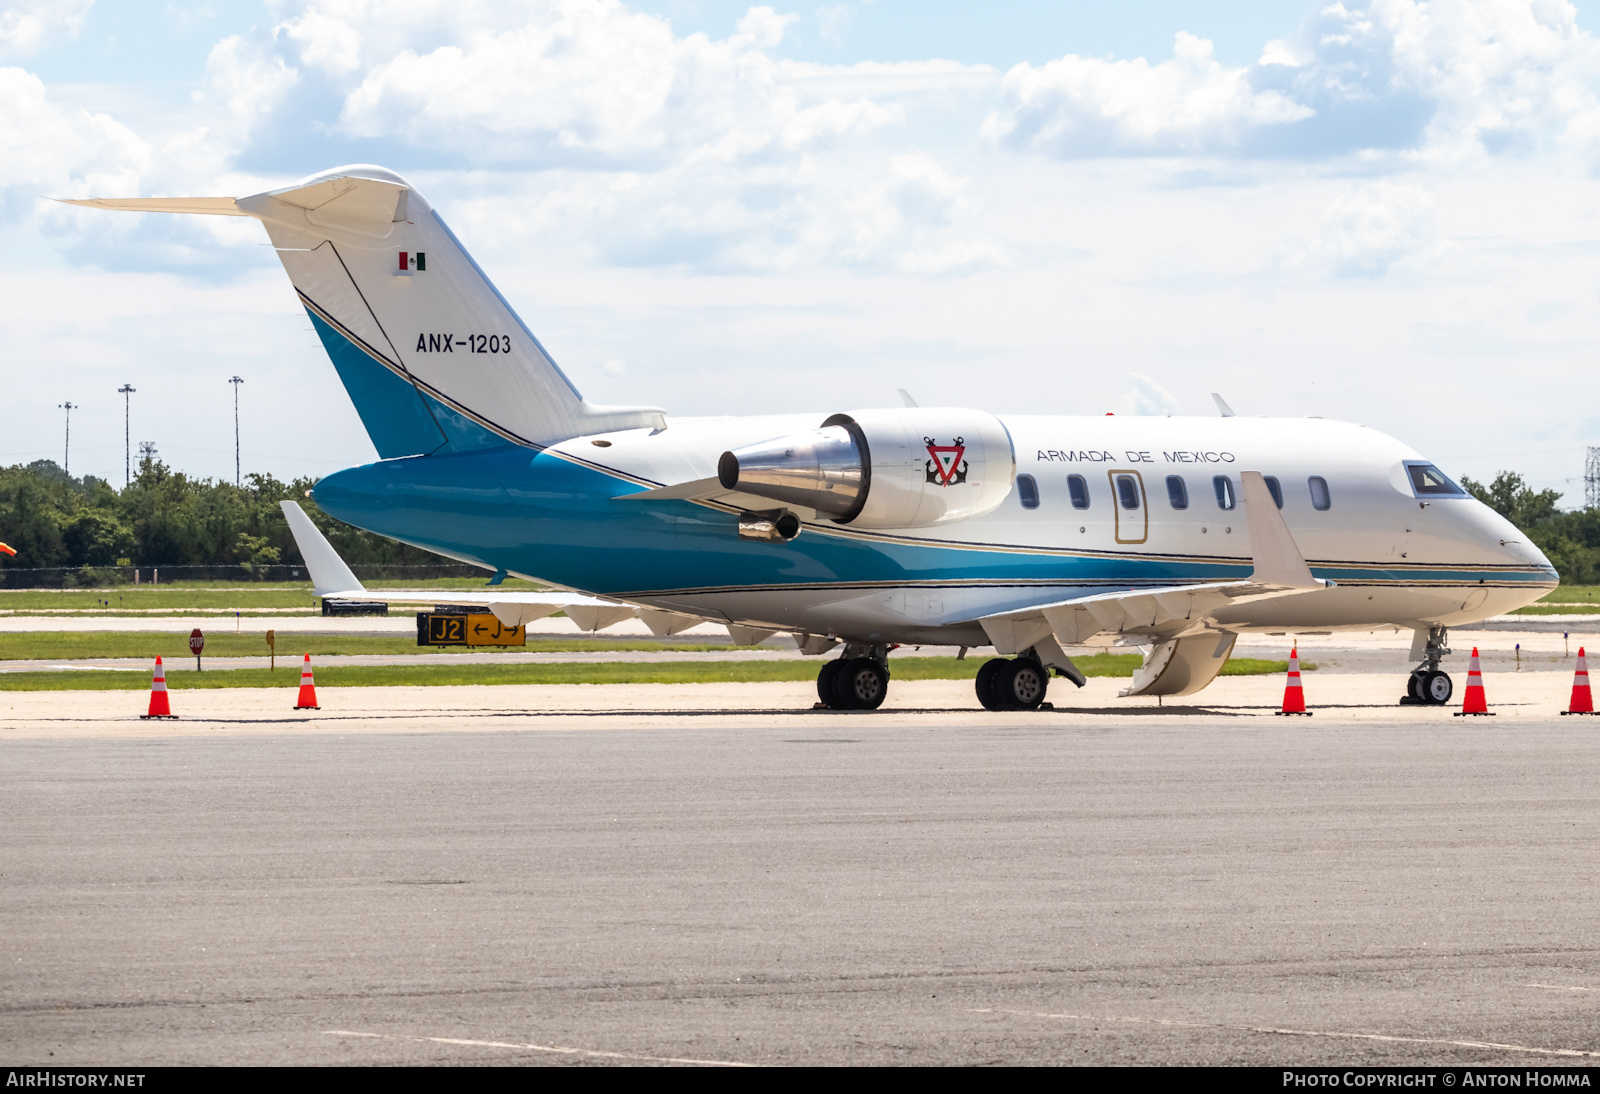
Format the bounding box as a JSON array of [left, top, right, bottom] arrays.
[[1276, 647, 1311, 715], [1455, 647, 1494, 716], [293, 653, 320, 710], [1562, 647, 1595, 715], [139, 656, 178, 719]]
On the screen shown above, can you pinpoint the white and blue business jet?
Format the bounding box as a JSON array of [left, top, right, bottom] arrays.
[[68, 166, 1558, 711]]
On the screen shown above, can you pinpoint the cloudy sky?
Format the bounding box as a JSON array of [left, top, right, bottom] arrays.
[[5, 0, 1599, 504]]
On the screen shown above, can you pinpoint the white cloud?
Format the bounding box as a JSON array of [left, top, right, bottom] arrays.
[[985, 32, 1314, 156], [0, 66, 146, 216], [1281, 180, 1440, 278], [0, 0, 93, 60], [278, 8, 363, 76], [334, 0, 892, 167], [729, 4, 796, 50], [1121, 373, 1181, 415], [1386, 0, 1600, 161], [199, 35, 300, 133]]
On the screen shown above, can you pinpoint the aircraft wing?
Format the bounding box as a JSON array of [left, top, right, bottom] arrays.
[[976, 471, 1335, 653], [279, 501, 638, 630]]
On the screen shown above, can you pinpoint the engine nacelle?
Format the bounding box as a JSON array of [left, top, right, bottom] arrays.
[[717, 408, 1015, 529]]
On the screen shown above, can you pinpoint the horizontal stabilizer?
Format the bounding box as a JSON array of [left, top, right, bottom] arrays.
[[279, 501, 627, 622], [281, 501, 363, 596], [58, 197, 245, 216]]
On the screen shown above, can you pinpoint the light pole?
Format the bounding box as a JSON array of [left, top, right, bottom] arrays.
[[58, 401, 77, 476], [117, 384, 135, 486], [229, 375, 243, 487]]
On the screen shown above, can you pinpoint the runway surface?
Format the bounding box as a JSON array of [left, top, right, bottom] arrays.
[[4, 673, 1600, 1066]]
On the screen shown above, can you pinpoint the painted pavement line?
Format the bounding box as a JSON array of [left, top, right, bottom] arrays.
[[324, 1029, 756, 1066], [976, 1008, 1600, 1059]]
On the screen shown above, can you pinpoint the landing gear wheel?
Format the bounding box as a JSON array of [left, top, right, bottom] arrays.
[[1421, 670, 1453, 705], [831, 657, 889, 710], [1406, 671, 1422, 701], [975, 658, 1007, 711], [995, 659, 1049, 711], [817, 659, 843, 707]]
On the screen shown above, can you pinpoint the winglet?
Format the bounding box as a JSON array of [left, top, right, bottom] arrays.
[[280, 501, 365, 596], [1238, 471, 1319, 588], [1211, 393, 1236, 417]]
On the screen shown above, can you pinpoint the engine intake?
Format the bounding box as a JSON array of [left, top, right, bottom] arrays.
[[719, 409, 1014, 529]]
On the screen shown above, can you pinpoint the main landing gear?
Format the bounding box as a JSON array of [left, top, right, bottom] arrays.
[[813, 646, 1071, 712], [975, 653, 1050, 712], [1402, 625, 1454, 706], [816, 646, 890, 710]]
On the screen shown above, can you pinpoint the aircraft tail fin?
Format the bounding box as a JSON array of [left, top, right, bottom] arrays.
[[64, 167, 663, 458]]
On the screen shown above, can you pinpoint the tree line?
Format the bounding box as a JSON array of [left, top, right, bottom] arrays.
[[1, 458, 1596, 584], [0, 458, 441, 572], [1460, 471, 1600, 585]]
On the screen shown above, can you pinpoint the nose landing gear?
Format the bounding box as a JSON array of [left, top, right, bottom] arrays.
[[1408, 669, 1454, 705], [1401, 625, 1454, 705]]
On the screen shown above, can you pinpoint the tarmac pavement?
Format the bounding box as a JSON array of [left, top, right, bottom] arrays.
[[3, 672, 1600, 1066]]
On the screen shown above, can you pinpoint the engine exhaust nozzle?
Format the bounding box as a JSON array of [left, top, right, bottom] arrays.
[[717, 423, 868, 521]]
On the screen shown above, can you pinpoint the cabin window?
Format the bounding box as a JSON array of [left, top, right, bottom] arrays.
[[1214, 476, 1235, 510], [1067, 474, 1089, 509], [1165, 475, 1188, 510], [1405, 461, 1466, 497], [1114, 473, 1141, 510], [1308, 476, 1331, 511], [1018, 473, 1040, 510], [1264, 475, 1284, 509]]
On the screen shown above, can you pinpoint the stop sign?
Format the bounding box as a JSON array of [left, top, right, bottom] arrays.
[[189, 628, 204, 655]]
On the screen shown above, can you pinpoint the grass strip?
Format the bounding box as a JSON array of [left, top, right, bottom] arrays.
[[0, 577, 545, 611], [0, 654, 1301, 691]]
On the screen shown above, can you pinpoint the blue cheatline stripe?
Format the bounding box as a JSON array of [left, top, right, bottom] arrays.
[[306, 303, 535, 457], [312, 446, 1560, 604], [305, 307, 445, 459], [425, 393, 514, 454]]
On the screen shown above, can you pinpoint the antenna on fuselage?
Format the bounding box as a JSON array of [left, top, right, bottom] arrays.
[[1211, 393, 1236, 417]]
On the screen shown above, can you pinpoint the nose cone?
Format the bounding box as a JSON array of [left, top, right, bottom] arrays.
[[1453, 497, 1559, 608]]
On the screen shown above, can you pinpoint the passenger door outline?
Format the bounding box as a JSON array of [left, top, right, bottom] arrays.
[[1108, 469, 1148, 544]]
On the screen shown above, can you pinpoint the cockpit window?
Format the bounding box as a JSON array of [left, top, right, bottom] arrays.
[[1405, 462, 1466, 497]]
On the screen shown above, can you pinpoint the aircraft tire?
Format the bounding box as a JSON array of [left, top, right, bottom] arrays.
[[1421, 670, 1453, 705], [975, 658, 1008, 711], [817, 659, 843, 707], [831, 657, 888, 711], [1406, 671, 1423, 701], [994, 659, 1048, 711]]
